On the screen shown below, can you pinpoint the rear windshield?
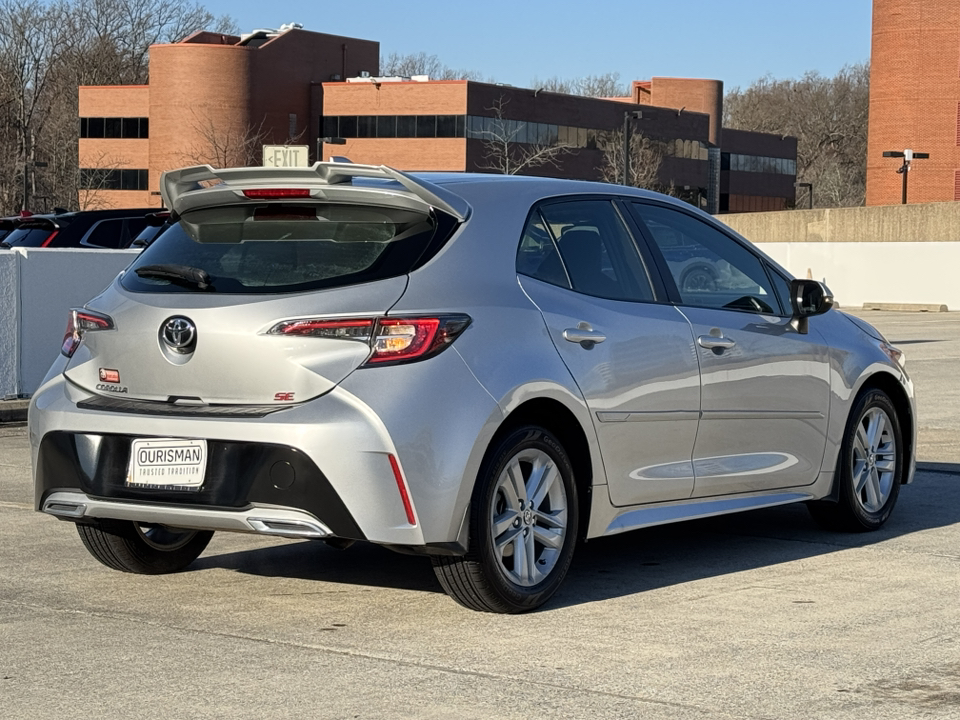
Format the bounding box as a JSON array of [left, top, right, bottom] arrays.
[[2, 225, 57, 247], [121, 202, 440, 294]]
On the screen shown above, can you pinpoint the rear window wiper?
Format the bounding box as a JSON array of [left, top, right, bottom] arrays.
[[135, 264, 214, 291], [0, 241, 10, 249]]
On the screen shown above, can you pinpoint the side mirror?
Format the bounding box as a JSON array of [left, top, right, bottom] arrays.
[[790, 279, 834, 333]]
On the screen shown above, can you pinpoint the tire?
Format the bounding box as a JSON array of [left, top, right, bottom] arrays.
[[76, 518, 213, 574], [432, 426, 579, 613], [681, 266, 717, 292], [808, 389, 903, 532]]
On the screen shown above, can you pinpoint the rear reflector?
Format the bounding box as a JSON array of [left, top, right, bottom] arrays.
[[242, 188, 311, 199], [388, 454, 417, 526]]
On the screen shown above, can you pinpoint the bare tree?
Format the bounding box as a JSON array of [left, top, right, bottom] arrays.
[[75, 150, 127, 209], [724, 63, 869, 207], [0, 0, 238, 214], [182, 112, 270, 168], [0, 0, 73, 210], [597, 128, 667, 190], [475, 97, 575, 175], [530, 72, 627, 98], [379, 50, 485, 80]]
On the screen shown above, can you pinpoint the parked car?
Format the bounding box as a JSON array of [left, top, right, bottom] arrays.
[[30, 163, 915, 613], [0, 207, 156, 249], [0, 215, 21, 243], [130, 211, 172, 247]]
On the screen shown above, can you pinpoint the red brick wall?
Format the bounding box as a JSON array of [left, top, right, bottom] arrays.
[[866, 0, 960, 205]]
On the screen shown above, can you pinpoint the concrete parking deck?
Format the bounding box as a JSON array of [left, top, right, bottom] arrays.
[[1, 311, 959, 719]]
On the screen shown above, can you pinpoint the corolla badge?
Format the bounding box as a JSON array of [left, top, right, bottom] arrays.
[[161, 316, 197, 353]]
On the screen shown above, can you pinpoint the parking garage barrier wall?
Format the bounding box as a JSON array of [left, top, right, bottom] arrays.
[[0, 249, 138, 397], [720, 202, 960, 310]]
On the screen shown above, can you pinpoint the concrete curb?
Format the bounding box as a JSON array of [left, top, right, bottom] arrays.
[[0, 399, 29, 423], [862, 302, 949, 312]]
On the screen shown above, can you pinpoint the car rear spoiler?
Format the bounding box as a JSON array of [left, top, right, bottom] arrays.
[[161, 162, 471, 222]]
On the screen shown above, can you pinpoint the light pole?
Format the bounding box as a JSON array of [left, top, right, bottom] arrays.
[[794, 181, 813, 209], [883, 149, 928, 204], [622, 110, 644, 186], [316, 136, 346, 162]]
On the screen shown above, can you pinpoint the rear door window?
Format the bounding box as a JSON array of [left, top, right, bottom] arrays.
[[121, 203, 442, 294], [82, 219, 128, 248], [518, 199, 655, 302]]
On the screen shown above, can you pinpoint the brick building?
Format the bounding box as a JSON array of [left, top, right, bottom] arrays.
[[79, 26, 797, 213], [866, 0, 960, 205]]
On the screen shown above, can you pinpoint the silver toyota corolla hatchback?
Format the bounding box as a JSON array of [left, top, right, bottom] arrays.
[[31, 163, 915, 613]]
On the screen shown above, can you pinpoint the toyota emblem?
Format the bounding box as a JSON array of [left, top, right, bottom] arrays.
[[161, 316, 196, 353]]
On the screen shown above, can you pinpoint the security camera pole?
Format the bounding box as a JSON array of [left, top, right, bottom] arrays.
[[882, 149, 929, 204], [317, 136, 346, 162]]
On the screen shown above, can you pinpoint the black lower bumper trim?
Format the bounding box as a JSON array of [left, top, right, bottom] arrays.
[[36, 431, 365, 540]]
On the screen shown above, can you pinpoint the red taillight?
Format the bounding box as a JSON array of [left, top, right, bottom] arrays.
[[266, 315, 471, 365], [40, 230, 59, 248], [242, 188, 312, 199], [366, 318, 442, 364], [272, 318, 374, 340], [61, 309, 114, 357], [389, 454, 417, 526]]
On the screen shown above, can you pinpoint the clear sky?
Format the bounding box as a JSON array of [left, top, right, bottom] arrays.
[[202, 0, 873, 91]]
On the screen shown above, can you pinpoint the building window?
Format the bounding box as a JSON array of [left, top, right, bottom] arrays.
[[727, 153, 795, 176], [322, 114, 622, 151], [79, 117, 149, 139], [79, 168, 149, 191], [377, 115, 396, 138]]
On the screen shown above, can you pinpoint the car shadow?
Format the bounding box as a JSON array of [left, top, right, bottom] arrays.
[[190, 465, 960, 607]]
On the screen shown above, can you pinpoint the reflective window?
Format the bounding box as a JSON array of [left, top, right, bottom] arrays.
[[339, 116, 357, 137], [79, 168, 149, 191], [356, 115, 375, 138], [725, 153, 796, 176], [377, 115, 396, 138], [537, 200, 654, 302], [633, 203, 779, 314], [516, 213, 569, 288], [79, 117, 149, 139], [397, 115, 416, 137], [416, 115, 436, 137]]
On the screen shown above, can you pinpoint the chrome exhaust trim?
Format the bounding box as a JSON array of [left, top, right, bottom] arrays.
[[41, 491, 332, 538]]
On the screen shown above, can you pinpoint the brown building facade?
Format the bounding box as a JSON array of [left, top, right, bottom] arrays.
[[79, 27, 379, 208], [79, 27, 796, 213], [866, 0, 960, 205]]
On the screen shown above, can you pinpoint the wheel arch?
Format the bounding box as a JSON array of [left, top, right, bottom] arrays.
[[856, 370, 915, 485], [487, 397, 595, 540]]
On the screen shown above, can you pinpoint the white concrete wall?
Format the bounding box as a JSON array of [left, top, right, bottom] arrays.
[[2, 249, 138, 396], [755, 241, 960, 309], [0, 252, 20, 398]]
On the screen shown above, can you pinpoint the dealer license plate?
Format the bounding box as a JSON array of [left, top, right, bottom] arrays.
[[126, 438, 207, 491]]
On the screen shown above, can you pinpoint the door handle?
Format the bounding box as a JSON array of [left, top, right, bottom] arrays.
[[697, 334, 736, 350], [563, 322, 606, 347]]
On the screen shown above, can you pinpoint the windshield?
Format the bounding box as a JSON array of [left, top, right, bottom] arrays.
[[121, 202, 440, 294]]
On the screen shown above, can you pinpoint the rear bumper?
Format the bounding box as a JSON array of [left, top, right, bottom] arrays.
[[30, 346, 501, 547], [34, 430, 363, 539]]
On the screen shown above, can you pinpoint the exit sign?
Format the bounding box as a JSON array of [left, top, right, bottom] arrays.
[[262, 145, 310, 168]]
